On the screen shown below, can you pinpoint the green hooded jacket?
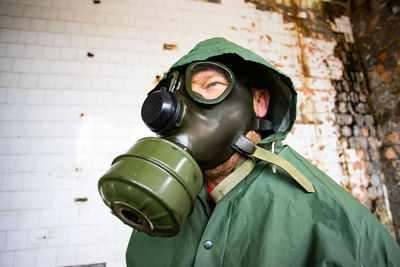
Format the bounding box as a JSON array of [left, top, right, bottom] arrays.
[[126, 37, 400, 266]]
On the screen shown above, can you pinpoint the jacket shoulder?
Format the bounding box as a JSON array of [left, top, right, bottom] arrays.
[[271, 145, 400, 265]]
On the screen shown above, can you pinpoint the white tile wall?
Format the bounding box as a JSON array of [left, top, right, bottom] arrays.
[[0, 251, 15, 267], [0, 0, 359, 266]]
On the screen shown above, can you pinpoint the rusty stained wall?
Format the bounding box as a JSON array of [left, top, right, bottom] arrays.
[[243, 0, 394, 234], [350, 0, 400, 242]]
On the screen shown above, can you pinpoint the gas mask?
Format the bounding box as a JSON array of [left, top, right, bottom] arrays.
[[98, 61, 270, 237]]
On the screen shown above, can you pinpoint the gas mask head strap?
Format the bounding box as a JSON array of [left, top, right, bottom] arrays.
[[254, 117, 274, 132]]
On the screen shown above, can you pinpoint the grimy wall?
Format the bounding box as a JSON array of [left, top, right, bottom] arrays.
[[0, 0, 396, 266], [350, 0, 400, 244]]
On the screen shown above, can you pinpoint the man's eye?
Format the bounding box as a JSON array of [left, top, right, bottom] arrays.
[[206, 82, 222, 88], [189, 67, 232, 100]]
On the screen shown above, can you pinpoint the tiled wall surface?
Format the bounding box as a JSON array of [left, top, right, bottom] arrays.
[[0, 0, 378, 266]]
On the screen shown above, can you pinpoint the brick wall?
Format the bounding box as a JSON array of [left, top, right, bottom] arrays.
[[350, 0, 400, 243], [0, 0, 393, 266]]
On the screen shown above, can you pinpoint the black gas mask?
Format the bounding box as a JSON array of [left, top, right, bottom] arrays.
[[142, 61, 256, 169], [98, 61, 268, 236]]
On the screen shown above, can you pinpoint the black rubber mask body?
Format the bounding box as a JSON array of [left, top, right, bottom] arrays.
[[165, 79, 255, 169], [141, 62, 256, 169]]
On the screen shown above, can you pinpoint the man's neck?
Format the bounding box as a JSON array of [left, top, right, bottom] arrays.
[[203, 152, 243, 188], [203, 131, 261, 189]]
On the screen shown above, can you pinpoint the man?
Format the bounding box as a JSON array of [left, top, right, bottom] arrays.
[[114, 37, 399, 266]]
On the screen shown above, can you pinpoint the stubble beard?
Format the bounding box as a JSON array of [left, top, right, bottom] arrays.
[[203, 131, 261, 187]]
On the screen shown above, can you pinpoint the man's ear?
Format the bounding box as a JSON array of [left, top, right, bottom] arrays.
[[253, 88, 270, 117]]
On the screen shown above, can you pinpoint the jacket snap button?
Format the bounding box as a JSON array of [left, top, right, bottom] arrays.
[[203, 240, 212, 249]]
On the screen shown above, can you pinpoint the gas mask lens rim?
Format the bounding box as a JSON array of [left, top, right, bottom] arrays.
[[185, 61, 236, 105]]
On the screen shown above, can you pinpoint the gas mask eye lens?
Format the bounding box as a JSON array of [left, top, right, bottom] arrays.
[[191, 70, 229, 99], [185, 61, 235, 104]]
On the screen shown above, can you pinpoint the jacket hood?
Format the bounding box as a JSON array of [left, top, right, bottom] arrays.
[[159, 37, 297, 144]]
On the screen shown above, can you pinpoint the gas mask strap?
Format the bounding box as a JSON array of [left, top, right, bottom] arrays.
[[254, 117, 274, 131], [252, 146, 314, 193], [210, 157, 256, 203], [231, 134, 315, 193]]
